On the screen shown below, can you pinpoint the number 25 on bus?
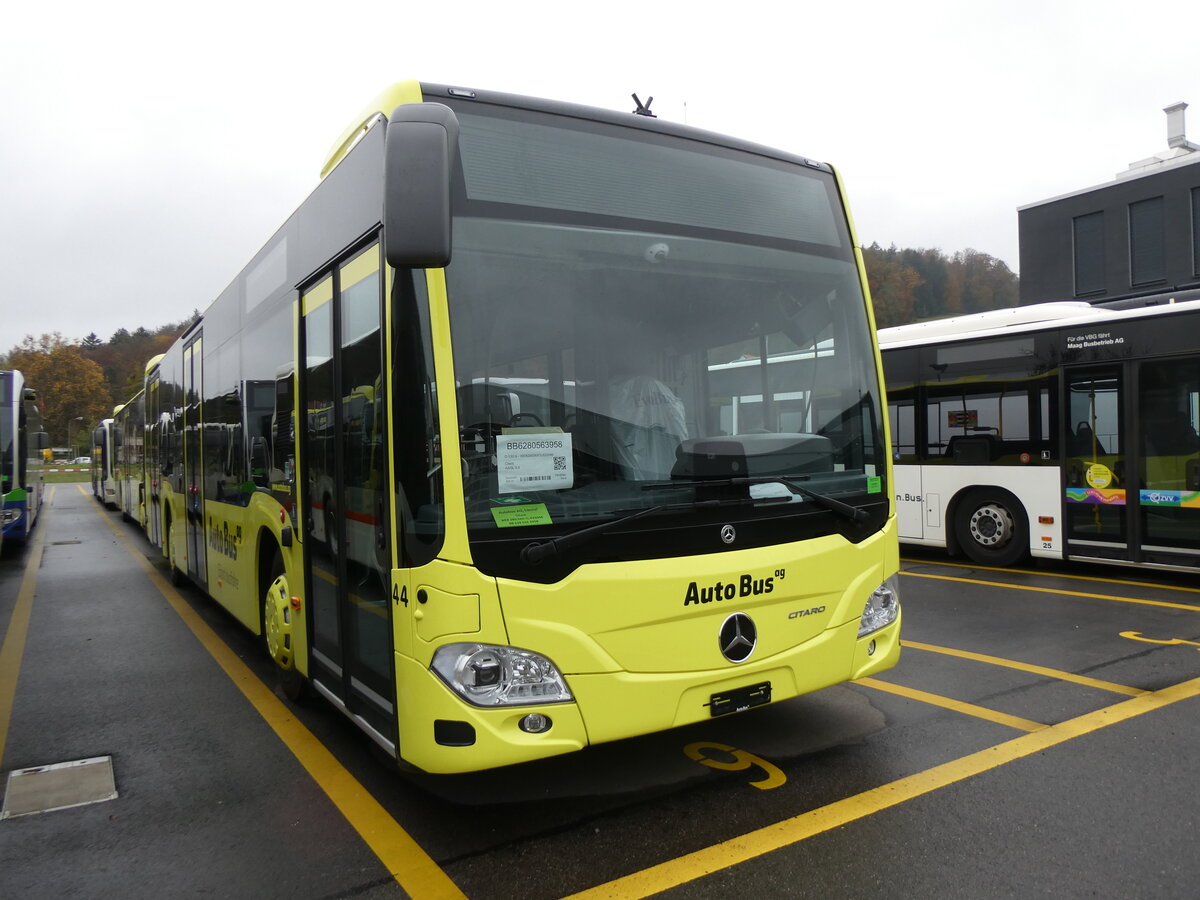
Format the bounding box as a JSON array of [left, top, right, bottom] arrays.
[[143, 81, 901, 774]]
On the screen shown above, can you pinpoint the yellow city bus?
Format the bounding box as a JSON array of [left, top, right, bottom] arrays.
[[140, 80, 901, 773], [113, 386, 148, 525]]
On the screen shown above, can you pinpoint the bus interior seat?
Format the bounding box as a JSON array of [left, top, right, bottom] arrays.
[[1072, 422, 1105, 457], [946, 434, 998, 464]]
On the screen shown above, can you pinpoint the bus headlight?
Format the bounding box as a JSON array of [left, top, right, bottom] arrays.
[[858, 576, 900, 637], [431, 643, 573, 707]]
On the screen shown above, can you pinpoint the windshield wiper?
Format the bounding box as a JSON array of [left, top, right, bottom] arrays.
[[520, 494, 783, 565], [645, 476, 868, 524]]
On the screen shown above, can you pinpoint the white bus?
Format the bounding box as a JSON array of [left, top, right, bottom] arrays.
[[880, 294, 1200, 570], [91, 417, 118, 509]]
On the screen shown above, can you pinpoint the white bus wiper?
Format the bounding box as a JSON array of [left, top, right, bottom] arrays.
[[520, 494, 782, 566]]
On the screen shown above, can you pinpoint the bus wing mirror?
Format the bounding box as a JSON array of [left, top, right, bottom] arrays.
[[383, 103, 459, 269], [35, 431, 50, 450]]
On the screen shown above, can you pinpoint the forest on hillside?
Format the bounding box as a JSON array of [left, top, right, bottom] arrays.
[[2, 243, 1019, 452], [862, 244, 1019, 328], [1, 314, 198, 453]]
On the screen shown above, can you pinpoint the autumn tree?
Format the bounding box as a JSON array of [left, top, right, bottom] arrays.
[[862, 245, 922, 327], [863, 243, 1019, 327], [3, 334, 111, 449]]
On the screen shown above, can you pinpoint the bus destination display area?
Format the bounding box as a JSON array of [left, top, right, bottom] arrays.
[[3, 486, 1199, 898]]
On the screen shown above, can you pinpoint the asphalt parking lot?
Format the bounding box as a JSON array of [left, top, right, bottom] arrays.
[[2, 485, 1198, 899]]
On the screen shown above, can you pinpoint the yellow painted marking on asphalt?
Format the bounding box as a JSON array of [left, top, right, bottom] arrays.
[[901, 640, 1147, 697], [901, 569, 1200, 613], [563, 674, 1200, 900], [1119, 631, 1200, 649], [856, 677, 1046, 732], [684, 742, 787, 790], [901, 556, 1200, 595], [0, 488, 52, 765], [89, 499, 465, 899]]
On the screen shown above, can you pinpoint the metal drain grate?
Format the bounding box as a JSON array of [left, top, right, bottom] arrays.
[[1, 756, 117, 819], [51, 540, 82, 546]]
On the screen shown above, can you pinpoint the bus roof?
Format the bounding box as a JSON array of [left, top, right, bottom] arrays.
[[878, 297, 1200, 349]]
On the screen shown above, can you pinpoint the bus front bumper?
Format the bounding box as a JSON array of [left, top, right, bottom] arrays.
[[394, 611, 900, 774]]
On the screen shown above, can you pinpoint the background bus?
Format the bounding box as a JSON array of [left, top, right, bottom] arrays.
[[880, 294, 1200, 570], [91, 417, 118, 508], [137, 80, 901, 774], [1, 370, 48, 543], [113, 390, 147, 524]]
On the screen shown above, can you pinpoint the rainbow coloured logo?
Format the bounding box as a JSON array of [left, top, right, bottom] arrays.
[[1065, 488, 1126, 506]]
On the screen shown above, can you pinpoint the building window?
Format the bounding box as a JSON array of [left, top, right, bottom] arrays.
[[1073, 212, 1105, 296], [1129, 196, 1165, 287], [1192, 187, 1200, 278]]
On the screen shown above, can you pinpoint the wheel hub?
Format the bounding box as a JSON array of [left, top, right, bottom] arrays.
[[264, 573, 294, 669], [969, 504, 1013, 547]]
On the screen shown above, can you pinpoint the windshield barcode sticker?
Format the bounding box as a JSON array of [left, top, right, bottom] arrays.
[[496, 433, 574, 494]]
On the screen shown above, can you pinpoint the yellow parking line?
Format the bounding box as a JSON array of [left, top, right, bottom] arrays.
[[562, 674, 1200, 900], [901, 569, 1200, 613], [0, 489, 52, 765], [89, 499, 465, 899], [856, 677, 1046, 732], [901, 556, 1200, 595], [901, 640, 1146, 697]]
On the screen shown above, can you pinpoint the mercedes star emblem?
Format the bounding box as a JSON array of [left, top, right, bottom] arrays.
[[719, 613, 757, 663]]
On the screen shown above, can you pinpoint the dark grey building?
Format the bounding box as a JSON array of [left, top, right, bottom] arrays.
[[1017, 103, 1200, 305]]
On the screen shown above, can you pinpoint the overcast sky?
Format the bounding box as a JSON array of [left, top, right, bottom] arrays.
[[2, 0, 1197, 351]]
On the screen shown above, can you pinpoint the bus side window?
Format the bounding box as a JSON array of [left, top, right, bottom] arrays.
[[273, 373, 295, 484]]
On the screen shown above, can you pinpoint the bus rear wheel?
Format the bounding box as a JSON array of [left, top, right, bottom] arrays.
[[954, 489, 1029, 567], [166, 517, 185, 586]]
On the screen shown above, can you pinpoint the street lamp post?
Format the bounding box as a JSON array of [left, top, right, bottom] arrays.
[[67, 416, 84, 460]]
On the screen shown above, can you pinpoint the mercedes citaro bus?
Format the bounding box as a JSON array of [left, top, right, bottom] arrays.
[[136, 81, 901, 773]]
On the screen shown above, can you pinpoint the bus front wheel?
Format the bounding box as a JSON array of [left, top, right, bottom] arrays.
[[262, 554, 293, 671], [954, 489, 1029, 566], [261, 551, 308, 702]]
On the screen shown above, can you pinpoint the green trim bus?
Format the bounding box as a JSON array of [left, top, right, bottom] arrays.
[[1, 370, 48, 543]]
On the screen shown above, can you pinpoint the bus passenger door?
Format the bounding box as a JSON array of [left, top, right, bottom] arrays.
[[1064, 366, 1131, 562], [1135, 356, 1200, 566], [183, 336, 207, 586], [299, 245, 397, 752]]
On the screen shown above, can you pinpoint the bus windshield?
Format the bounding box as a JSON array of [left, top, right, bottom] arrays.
[[443, 105, 885, 571]]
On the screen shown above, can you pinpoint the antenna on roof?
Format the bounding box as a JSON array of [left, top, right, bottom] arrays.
[[631, 94, 656, 117]]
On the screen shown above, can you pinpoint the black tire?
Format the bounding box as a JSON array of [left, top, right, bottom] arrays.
[[953, 488, 1029, 566]]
